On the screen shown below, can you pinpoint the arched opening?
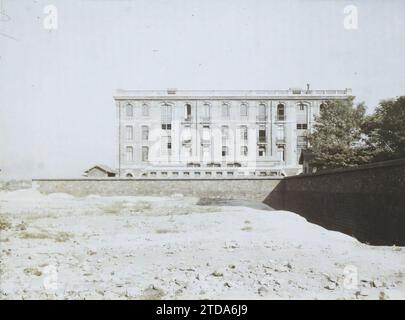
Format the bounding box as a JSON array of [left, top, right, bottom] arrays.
[[221, 103, 230, 118], [142, 103, 149, 116], [277, 104, 285, 121], [126, 104, 134, 117], [240, 103, 248, 117], [184, 103, 192, 120], [222, 146, 229, 157], [203, 103, 211, 119], [296, 103, 308, 130]]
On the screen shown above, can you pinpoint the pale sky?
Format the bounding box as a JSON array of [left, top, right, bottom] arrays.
[[1, 0, 405, 178]]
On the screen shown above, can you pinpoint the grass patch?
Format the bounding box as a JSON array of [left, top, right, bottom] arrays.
[[155, 228, 178, 234], [23, 267, 42, 277], [241, 226, 253, 232], [15, 221, 28, 231], [54, 232, 73, 242], [140, 285, 165, 300], [100, 202, 220, 216], [101, 201, 127, 214], [127, 201, 152, 213], [101, 201, 153, 215], [157, 206, 221, 216], [0, 215, 12, 230], [20, 230, 73, 242]]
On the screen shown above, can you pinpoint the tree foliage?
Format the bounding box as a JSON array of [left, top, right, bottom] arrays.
[[308, 98, 371, 170], [362, 96, 405, 161]]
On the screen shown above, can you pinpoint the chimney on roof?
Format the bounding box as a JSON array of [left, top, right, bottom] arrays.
[[167, 88, 177, 95]]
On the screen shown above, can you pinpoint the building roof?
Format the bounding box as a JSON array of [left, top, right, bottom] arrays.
[[113, 88, 352, 100], [299, 150, 315, 164], [84, 164, 117, 174]]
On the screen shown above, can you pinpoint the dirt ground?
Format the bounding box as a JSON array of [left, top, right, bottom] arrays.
[[0, 188, 404, 300]]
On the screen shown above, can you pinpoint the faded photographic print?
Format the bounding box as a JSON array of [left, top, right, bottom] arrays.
[[1, 0, 405, 306]]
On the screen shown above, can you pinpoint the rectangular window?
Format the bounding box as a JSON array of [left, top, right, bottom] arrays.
[[202, 146, 210, 159], [142, 146, 149, 162], [259, 129, 266, 143], [203, 104, 211, 119], [240, 126, 248, 141], [183, 125, 191, 143], [221, 126, 229, 139], [161, 104, 172, 131], [202, 125, 211, 143], [222, 146, 228, 157], [161, 104, 173, 123], [277, 105, 285, 121], [160, 135, 172, 156], [297, 124, 308, 130], [183, 146, 192, 157], [126, 126, 133, 140], [258, 146, 266, 157], [277, 146, 285, 161], [297, 136, 307, 148], [162, 123, 172, 130], [126, 146, 133, 162], [241, 146, 248, 156], [167, 136, 172, 156], [259, 104, 266, 117], [185, 104, 192, 120], [142, 126, 149, 141], [277, 126, 285, 140]]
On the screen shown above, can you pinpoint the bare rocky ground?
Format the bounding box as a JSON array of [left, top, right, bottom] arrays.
[[0, 187, 404, 300]]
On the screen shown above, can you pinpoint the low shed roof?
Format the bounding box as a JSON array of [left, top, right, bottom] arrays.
[[84, 164, 117, 174]]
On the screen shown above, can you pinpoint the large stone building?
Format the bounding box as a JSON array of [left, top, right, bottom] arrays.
[[114, 88, 352, 178]]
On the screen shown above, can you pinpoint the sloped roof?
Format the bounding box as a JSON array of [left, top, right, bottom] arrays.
[[84, 164, 117, 174], [299, 150, 315, 164]]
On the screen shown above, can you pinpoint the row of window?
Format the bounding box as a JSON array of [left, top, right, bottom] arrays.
[[124, 125, 291, 141], [129, 170, 281, 178], [125, 126, 149, 140], [124, 144, 287, 162], [125, 102, 292, 121], [125, 146, 149, 162]]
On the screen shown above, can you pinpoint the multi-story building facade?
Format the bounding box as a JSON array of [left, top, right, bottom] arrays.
[[114, 88, 352, 178]]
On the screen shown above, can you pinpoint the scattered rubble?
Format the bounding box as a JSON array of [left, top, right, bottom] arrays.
[[0, 188, 404, 299]]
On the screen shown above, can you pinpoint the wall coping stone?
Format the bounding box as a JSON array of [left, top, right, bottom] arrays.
[[287, 158, 405, 179]]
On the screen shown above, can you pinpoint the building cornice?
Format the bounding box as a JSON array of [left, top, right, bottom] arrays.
[[114, 95, 352, 101]]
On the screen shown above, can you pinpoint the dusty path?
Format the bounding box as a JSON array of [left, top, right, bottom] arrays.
[[0, 188, 404, 299]]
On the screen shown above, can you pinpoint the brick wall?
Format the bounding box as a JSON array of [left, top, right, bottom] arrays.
[[264, 159, 405, 246]]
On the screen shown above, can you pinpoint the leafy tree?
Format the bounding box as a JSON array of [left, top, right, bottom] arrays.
[[308, 98, 371, 170], [362, 96, 405, 161]]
